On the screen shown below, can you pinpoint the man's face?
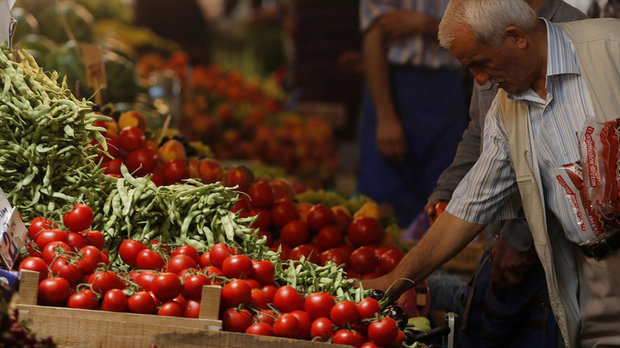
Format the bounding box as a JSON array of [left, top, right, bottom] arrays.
[[449, 24, 537, 94]]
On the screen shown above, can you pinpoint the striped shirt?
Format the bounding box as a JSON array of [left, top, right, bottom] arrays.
[[360, 0, 459, 69], [446, 19, 597, 244]]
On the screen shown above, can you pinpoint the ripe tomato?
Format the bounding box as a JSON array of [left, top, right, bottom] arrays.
[[199, 252, 211, 267], [347, 218, 384, 246], [28, 217, 55, 239], [350, 246, 380, 275], [357, 298, 381, 319], [171, 245, 200, 263], [163, 159, 189, 185], [257, 230, 272, 246], [310, 317, 334, 341], [317, 225, 343, 250], [247, 208, 271, 230], [270, 242, 291, 261], [63, 204, 94, 232], [158, 301, 183, 317], [367, 317, 399, 346], [250, 288, 269, 309], [181, 274, 209, 300], [36, 229, 67, 249], [118, 126, 146, 152], [66, 232, 88, 251], [88, 270, 123, 295], [151, 272, 182, 302], [320, 248, 350, 267], [273, 313, 300, 338], [50, 257, 82, 285], [134, 270, 157, 291], [128, 291, 156, 314], [222, 255, 253, 279], [222, 308, 252, 332], [361, 343, 380, 348], [102, 158, 123, 175], [245, 322, 273, 336], [126, 147, 157, 176], [136, 249, 165, 270], [251, 260, 275, 285], [379, 248, 404, 274], [42, 241, 70, 264], [222, 279, 251, 307], [119, 239, 147, 266], [76, 245, 102, 275], [101, 289, 128, 312], [273, 286, 304, 313], [209, 243, 233, 268], [261, 285, 277, 303], [280, 220, 309, 247], [270, 200, 299, 228], [166, 254, 197, 274], [38, 277, 71, 306], [67, 289, 98, 309], [291, 310, 311, 339], [332, 329, 365, 347], [306, 205, 337, 231], [183, 299, 202, 318], [18, 257, 48, 281], [330, 301, 361, 326], [255, 309, 277, 326], [81, 230, 105, 250], [289, 244, 321, 265], [304, 292, 335, 320], [248, 180, 274, 208]]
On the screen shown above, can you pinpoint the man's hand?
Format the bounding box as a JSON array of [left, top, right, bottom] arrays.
[[361, 273, 414, 303], [376, 114, 407, 163], [490, 236, 537, 288], [376, 10, 439, 39]]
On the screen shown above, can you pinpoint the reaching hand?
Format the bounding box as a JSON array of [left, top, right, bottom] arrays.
[[490, 236, 537, 288], [376, 115, 407, 163], [377, 10, 427, 39]]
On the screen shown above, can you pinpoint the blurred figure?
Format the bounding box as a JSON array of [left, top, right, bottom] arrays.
[[357, 0, 467, 228]]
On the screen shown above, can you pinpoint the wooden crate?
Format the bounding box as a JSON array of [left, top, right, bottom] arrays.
[[16, 270, 345, 348]]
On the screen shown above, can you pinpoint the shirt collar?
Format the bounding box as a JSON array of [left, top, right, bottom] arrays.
[[543, 18, 581, 77]]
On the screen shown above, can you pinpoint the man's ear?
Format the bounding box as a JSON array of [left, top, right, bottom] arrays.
[[505, 26, 528, 49]]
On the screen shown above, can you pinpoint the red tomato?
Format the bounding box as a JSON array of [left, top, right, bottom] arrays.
[[67, 289, 98, 309], [245, 278, 260, 289], [257, 230, 272, 246], [76, 245, 102, 275], [291, 310, 311, 339], [38, 277, 71, 306], [171, 245, 200, 263], [42, 241, 70, 264], [317, 225, 343, 250], [66, 232, 88, 251], [158, 301, 183, 316], [255, 309, 277, 326], [118, 126, 146, 152], [119, 239, 147, 266], [50, 257, 82, 284], [270, 200, 299, 228], [63, 204, 94, 232], [126, 147, 157, 176], [347, 218, 384, 246], [247, 208, 271, 230], [199, 252, 211, 267], [36, 229, 67, 249], [251, 260, 275, 285], [222, 255, 253, 279], [136, 249, 165, 270], [261, 285, 277, 303], [18, 257, 48, 281], [182, 274, 209, 300], [251, 288, 269, 309], [222, 308, 253, 332], [245, 322, 273, 336], [151, 272, 182, 302], [81, 230, 105, 250], [222, 279, 252, 307], [379, 249, 405, 274], [248, 180, 274, 208], [357, 298, 381, 319], [273, 286, 305, 313], [304, 292, 335, 320], [280, 220, 309, 247], [273, 313, 300, 338], [289, 244, 321, 265], [28, 217, 55, 239], [361, 343, 380, 348], [320, 248, 350, 267], [270, 242, 292, 260], [306, 205, 337, 231], [332, 329, 365, 348], [102, 289, 128, 312], [209, 243, 233, 268], [88, 270, 123, 295], [102, 158, 123, 175], [330, 301, 361, 326], [310, 317, 334, 341], [167, 254, 197, 274], [163, 159, 189, 185], [128, 291, 156, 314], [350, 246, 380, 275], [367, 317, 399, 346], [134, 270, 157, 291], [183, 299, 201, 318]]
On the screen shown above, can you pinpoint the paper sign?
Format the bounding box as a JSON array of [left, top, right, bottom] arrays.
[[81, 43, 107, 90], [0, 188, 27, 269]]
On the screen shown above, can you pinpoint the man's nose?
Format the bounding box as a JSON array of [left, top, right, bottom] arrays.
[[472, 69, 489, 85]]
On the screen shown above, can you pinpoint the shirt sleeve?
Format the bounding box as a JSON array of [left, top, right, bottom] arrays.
[[359, 0, 399, 32], [446, 98, 520, 224]]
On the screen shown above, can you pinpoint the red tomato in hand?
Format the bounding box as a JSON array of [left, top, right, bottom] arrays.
[[63, 204, 94, 232]]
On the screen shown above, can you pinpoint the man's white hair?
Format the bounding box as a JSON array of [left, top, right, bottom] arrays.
[[438, 0, 538, 48]]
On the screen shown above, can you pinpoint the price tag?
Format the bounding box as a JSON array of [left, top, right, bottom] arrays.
[[81, 43, 106, 104], [0, 188, 27, 269]]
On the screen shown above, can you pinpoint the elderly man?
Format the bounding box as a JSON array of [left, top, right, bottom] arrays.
[[362, 0, 620, 346]]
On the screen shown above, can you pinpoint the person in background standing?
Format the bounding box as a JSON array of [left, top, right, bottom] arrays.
[[357, 0, 468, 228]]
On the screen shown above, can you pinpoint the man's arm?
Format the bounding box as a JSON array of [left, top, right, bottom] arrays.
[[362, 211, 485, 301]]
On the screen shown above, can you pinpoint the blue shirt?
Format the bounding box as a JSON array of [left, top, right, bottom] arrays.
[[360, 0, 459, 69], [447, 19, 597, 244]]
